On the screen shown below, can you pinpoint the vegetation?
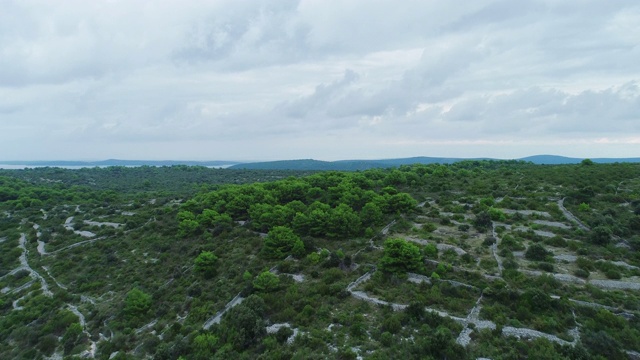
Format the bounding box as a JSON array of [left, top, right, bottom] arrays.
[[1, 161, 640, 359]]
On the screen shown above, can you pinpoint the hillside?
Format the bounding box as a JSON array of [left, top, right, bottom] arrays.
[[229, 156, 640, 170], [1, 162, 640, 359]]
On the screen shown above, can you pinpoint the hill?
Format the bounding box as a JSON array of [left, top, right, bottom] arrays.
[[229, 155, 640, 170]]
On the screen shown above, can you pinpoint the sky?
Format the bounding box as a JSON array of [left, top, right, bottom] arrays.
[[1, 0, 639, 162]]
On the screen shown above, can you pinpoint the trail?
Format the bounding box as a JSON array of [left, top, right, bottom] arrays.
[[135, 319, 158, 334], [354, 220, 395, 259], [347, 269, 584, 348], [42, 266, 67, 290], [83, 220, 122, 228], [64, 216, 96, 238], [48, 236, 108, 254], [491, 222, 504, 276], [203, 293, 245, 330], [16, 233, 53, 297], [456, 294, 485, 346], [557, 198, 590, 231], [266, 323, 301, 344]]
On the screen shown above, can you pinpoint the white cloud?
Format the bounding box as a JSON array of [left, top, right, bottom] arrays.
[[0, 0, 639, 161]]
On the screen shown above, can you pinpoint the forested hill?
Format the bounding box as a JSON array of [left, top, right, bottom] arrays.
[[229, 156, 640, 170], [229, 157, 489, 170]]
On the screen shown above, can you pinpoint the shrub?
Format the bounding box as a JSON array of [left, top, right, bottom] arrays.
[[262, 226, 305, 259], [253, 271, 280, 292], [525, 244, 549, 262], [574, 269, 590, 279], [483, 237, 496, 246], [379, 238, 423, 274], [537, 262, 554, 272], [605, 269, 622, 280], [194, 251, 218, 278]]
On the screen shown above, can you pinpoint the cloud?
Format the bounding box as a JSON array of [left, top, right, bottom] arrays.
[[1, 1, 639, 161]]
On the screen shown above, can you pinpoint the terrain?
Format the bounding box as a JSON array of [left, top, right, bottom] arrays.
[[3, 154, 640, 172], [1, 160, 640, 359]]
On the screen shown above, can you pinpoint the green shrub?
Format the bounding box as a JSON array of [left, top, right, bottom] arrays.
[[574, 269, 590, 279]]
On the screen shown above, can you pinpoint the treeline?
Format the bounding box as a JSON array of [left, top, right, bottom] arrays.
[[178, 171, 418, 240], [0, 166, 316, 194]]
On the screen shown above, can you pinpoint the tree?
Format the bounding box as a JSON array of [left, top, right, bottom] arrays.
[[360, 202, 383, 227], [253, 271, 280, 292], [385, 193, 417, 214], [263, 226, 305, 259], [123, 288, 152, 323], [379, 238, 423, 274], [62, 323, 85, 355], [192, 333, 219, 360], [525, 244, 549, 261], [326, 204, 361, 239], [194, 251, 218, 278], [178, 219, 200, 238], [473, 211, 492, 232], [589, 226, 612, 246], [219, 295, 266, 351]]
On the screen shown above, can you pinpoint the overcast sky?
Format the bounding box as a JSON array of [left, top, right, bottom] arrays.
[[1, 0, 639, 161]]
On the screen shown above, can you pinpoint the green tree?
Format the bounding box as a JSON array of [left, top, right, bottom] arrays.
[[360, 202, 383, 227], [385, 193, 417, 214], [262, 226, 305, 259], [326, 203, 361, 239], [589, 226, 612, 246], [62, 322, 85, 354], [192, 333, 219, 360], [473, 211, 492, 232], [525, 244, 549, 261], [379, 238, 423, 274], [219, 295, 267, 351], [178, 219, 200, 238], [123, 288, 152, 323], [253, 271, 280, 292], [194, 251, 218, 278]]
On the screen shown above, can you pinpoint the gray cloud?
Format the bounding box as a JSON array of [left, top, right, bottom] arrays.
[[1, 0, 639, 161]]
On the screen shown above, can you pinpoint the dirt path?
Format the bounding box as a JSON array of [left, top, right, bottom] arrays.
[[48, 236, 108, 254], [456, 294, 485, 346], [491, 222, 504, 276], [68, 305, 97, 358], [558, 198, 590, 231], [203, 293, 245, 330], [83, 220, 123, 228], [347, 268, 584, 348], [16, 233, 52, 297], [64, 216, 96, 238]]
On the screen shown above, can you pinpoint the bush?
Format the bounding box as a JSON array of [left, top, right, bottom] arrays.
[[253, 271, 280, 292], [537, 262, 554, 272], [379, 238, 423, 274], [483, 237, 496, 246], [525, 244, 549, 262], [574, 269, 590, 279], [605, 269, 622, 280], [123, 288, 152, 323], [194, 251, 218, 278]]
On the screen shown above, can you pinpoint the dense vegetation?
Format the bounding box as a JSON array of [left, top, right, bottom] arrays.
[[1, 160, 640, 359]]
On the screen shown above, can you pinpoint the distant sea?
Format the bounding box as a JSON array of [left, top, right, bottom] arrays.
[[0, 164, 234, 170]]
